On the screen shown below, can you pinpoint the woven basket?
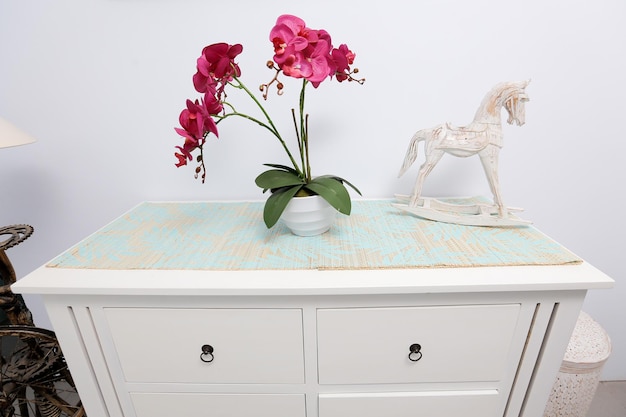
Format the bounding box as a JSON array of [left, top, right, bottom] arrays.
[[543, 311, 611, 417]]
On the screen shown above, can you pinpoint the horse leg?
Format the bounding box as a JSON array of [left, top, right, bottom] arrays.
[[410, 150, 444, 207], [479, 147, 506, 217]]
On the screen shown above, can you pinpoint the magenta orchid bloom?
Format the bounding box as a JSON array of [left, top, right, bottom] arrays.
[[331, 44, 356, 82], [193, 43, 243, 95], [202, 92, 223, 115], [178, 98, 218, 140], [270, 14, 311, 56], [270, 15, 334, 84], [174, 15, 364, 228], [174, 98, 219, 167], [175, 43, 241, 169]]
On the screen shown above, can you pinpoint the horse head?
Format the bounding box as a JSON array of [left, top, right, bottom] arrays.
[[475, 80, 530, 125], [503, 80, 530, 126]]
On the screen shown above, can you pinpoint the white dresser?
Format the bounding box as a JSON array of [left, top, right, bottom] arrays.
[[12, 200, 614, 417]]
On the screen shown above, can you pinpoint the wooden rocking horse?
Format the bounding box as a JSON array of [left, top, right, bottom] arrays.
[[395, 80, 531, 226]]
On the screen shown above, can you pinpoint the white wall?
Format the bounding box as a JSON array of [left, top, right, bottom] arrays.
[[1, 0, 624, 380]]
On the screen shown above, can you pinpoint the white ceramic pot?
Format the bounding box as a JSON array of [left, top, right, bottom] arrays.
[[280, 195, 337, 236]]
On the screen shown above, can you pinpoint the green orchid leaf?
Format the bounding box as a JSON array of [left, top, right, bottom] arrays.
[[336, 177, 362, 196], [316, 174, 362, 196], [263, 185, 303, 228], [262, 163, 300, 176], [255, 169, 305, 191], [305, 177, 352, 215]]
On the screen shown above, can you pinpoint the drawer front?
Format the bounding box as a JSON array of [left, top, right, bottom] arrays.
[[319, 390, 499, 417], [105, 308, 304, 383], [131, 393, 306, 417], [317, 304, 520, 384]]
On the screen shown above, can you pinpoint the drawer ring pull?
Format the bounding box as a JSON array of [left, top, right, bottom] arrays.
[[200, 344, 214, 363], [408, 343, 423, 362]]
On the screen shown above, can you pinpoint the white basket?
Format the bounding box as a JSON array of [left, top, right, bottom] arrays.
[[543, 311, 612, 417]]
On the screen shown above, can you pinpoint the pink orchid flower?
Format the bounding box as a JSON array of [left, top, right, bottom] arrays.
[[193, 43, 243, 94], [173, 13, 365, 196], [331, 44, 356, 82], [270, 15, 333, 84], [174, 98, 219, 157]]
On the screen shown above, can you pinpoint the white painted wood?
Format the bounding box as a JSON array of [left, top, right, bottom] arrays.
[[9, 208, 615, 417], [43, 301, 126, 417], [393, 195, 531, 226], [519, 292, 587, 417], [397, 80, 531, 226], [503, 300, 558, 417], [393, 198, 532, 226], [12, 261, 614, 296], [105, 308, 305, 384], [317, 305, 520, 384], [318, 390, 499, 417], [27, 285, 604, 417], [131, 393, 306, 417]]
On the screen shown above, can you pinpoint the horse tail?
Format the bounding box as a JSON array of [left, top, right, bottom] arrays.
[[398, 130, 426, 177]]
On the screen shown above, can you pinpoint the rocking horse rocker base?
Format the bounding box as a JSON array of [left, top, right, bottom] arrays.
[[393, 194, 531, 227]]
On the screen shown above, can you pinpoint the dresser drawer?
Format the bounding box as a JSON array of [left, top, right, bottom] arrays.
[[317, 304, 520, 384], [104, 308, 304, 383], [131, 393, 306, 417], [319, 390, 498, 417]]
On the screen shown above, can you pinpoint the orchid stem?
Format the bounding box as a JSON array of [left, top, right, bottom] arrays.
[[298, 79, 311, 182], [230, 76, 304, 178], [304, 114, 311, 182]]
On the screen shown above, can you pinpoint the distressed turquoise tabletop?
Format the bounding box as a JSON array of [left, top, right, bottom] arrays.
[[48, 200, 581, 270]]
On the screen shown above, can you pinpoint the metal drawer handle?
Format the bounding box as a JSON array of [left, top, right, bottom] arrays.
[[200, 344, 214, 363], [408, 343, 423, 362]]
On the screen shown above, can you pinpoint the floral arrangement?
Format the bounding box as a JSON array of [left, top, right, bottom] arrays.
[[174, 14, 364, 228]]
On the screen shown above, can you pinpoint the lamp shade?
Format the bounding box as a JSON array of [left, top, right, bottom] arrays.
[[0, 117, 36, 149]]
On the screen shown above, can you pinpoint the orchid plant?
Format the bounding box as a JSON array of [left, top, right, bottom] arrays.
[[174, 14, 364, 228]]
